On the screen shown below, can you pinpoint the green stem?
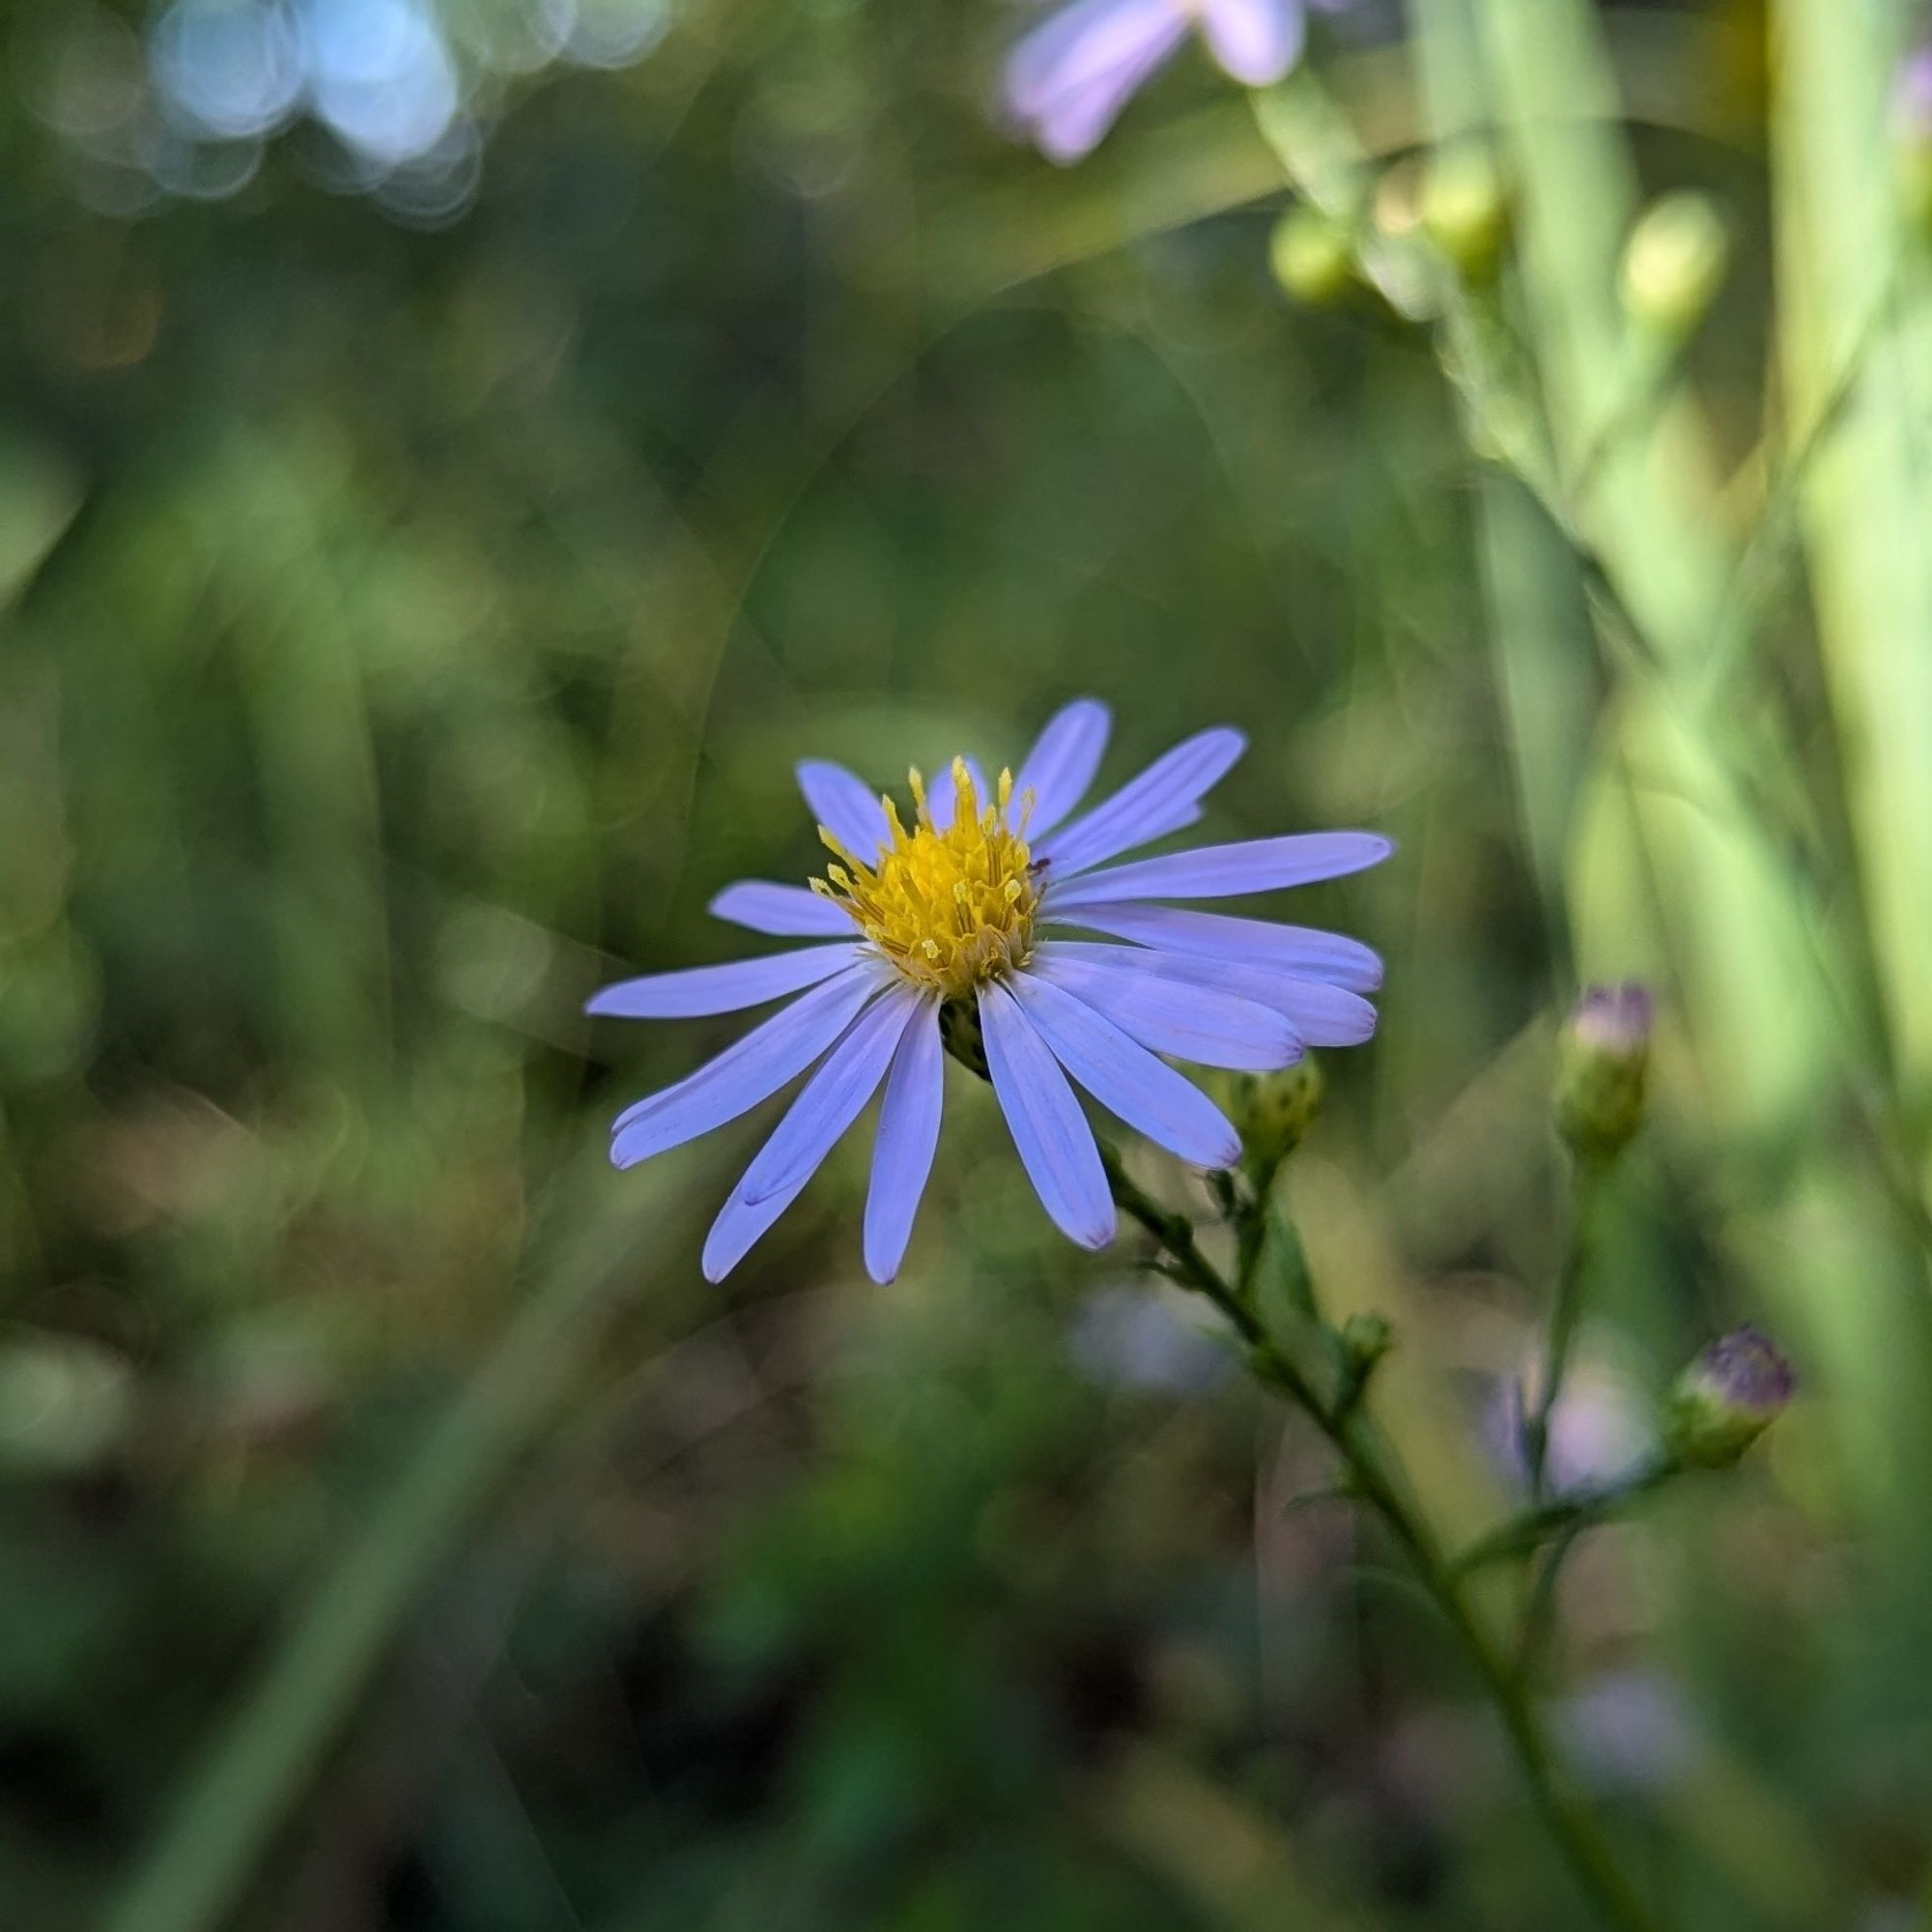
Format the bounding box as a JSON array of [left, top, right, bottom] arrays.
[[1101, 1152, 1666, 1932], [1525, 1161, 1604, 1501], [1456, 1457, 1679, 1575]]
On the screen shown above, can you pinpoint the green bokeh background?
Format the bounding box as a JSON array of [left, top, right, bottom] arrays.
[[3, 1, 1930, 1926]]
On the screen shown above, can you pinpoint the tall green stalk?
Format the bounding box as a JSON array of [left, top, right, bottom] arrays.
[[1435, 0, 1932, 1544], [1771, 3, 1932, 1173], [104, 1152, 709, 1932]]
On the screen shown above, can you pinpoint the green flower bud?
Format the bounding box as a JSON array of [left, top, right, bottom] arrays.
[[1230, 1055, 1322, 1180], [1420, 142, 1510, 283], [1339, 1310, 1393, 1373], [1554, 982, 1651, 1164], [1333, 1310, 1394, 1416], [1621, 192, 1729, 337], [1269, 206, 1357, 308], [1662, 1326, 1794, 1469]]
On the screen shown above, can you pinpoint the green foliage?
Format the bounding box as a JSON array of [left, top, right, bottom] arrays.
[[1, 3, 1930, 1929]]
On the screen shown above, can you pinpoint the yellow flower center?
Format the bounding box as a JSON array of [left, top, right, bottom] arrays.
[[813, 758, 1038, 999]]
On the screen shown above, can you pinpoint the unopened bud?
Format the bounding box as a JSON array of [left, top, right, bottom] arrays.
[[1231, 1056, 1322, 1179], [1420, 142, 1510, 283], [1621, 192, 1729, 337], [1340, 1310, 1392, 1373], [1554, 983, 1651, 1163], [1269, 206, 1356, 308], [1662, 1326, 1793, 1469], [1333, 1309, 1393, 1415]]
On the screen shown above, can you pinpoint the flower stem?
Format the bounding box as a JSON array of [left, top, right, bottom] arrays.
[[1100, 1151, 1665, 1932], [1525, 1161, 1605, 1501]]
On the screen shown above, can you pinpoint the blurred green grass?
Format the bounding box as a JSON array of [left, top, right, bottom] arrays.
[[2, 2, 1930, 1927]]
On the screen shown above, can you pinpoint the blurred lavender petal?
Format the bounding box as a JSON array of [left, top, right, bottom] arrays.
[[1490, 1342, 1652, 1496], [1557, 1671, 1696, 1795], [1003, 0, 1190, 163], [1068, 1284, 1231, 1395], [1194, 0, 1304, 86]]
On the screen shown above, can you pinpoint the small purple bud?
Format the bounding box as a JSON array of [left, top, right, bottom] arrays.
[[1570, 982, 1652, 1057], [1555, 982, 1652, 1162], [1663, 1326, 1794, 1469]]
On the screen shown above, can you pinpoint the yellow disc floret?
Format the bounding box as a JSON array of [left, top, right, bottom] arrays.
[[813, 758, 1037, 998]]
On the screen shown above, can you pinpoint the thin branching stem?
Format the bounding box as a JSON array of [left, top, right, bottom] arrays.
[[1525, 1159, 1605, 1502], [1101, 1150, 1666, 1932]]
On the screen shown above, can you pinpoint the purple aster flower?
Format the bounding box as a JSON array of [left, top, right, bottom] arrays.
[[588, 699, 1389, 1283], [1003, 0, 1314, 165]]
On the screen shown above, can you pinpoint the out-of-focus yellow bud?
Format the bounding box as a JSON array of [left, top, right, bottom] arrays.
[[1231, 1055, 1322, 1181], [1554, 983, 1651, 1164], [1269, 206, 1356, 308], [1662, 1326, 1794, 1469], [1621, 192, 1729, 337], [1420, 142, 1510, 283]]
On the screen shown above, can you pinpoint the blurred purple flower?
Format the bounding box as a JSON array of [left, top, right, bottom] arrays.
[[1489, 1343, 1651, 1497], [1557, 1670, 1696, 1795], [1003, 0, 1313, 165], [1068, 1283, 1232, 1395]]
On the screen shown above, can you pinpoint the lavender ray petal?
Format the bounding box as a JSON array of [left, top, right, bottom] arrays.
[[586, 944, 863, 1019], [1194, 0, 1305, 86], [1048, 831, 1393, 907], [1009, 973, 1242, 1168], [1035, 726, 1245, 877], [1005, 0, 1186, 117], [1028, 945, 1301, 1069], [709, 881, 857, 938], [1015, 4, 1192, 160], [1256, 977, 1378, 1046], [700, 987, 923, 1281], [609, 964, 882, 1167], [1042, 901, 1381, 990], [1035, 939, 1375, 1047], [979, 980, 1117, 1249], [796, 759, 891, 860], [864, 1001, 946, 1284], [1012, 698, 1112, 838]]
